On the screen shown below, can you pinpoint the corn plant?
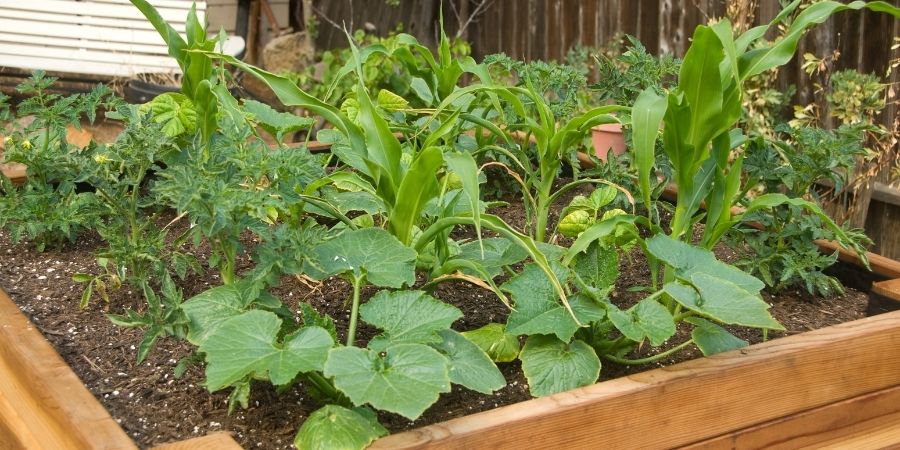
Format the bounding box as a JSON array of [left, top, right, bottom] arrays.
[[630, 0, 897, 252]]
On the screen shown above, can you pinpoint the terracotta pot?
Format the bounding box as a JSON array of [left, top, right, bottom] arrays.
[[591, 123, 626, 161]]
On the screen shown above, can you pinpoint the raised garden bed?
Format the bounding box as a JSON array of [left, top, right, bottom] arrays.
[[2, 277, 898, 449], [3, 1, 900, 448], [0, 204, 897, 449]]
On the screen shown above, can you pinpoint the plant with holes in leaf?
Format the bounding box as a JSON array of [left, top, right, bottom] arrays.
[[178, 227, 507, 449]]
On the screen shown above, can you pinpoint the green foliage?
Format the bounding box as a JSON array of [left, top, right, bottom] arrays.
[[557, 185, 623, 237], [826, 69, 885, 125], [0, 73, 117, 250], [243, 99, 315, 143], [519, 334, 600, 397], [629, 1, 898, 256], [736, 123, 873, 296], [591, 35, 680, 107], [461, 323, 521, 362], [606, 299, 675, 346], [686, 317, 748, 356], [504, 264, 605, 342], [476, 55, 627, 242], [3, 2, 890, 447], [295, 406, 387, 450], [361, 290, 462, 351], [200, 310, 333, 390], [745, 123, 872, 197], [648, 235, 781, 330], [485, 53, 587, 120], [305, 228, 417, 288], [432, 329, 506, 394], [325, 343, 451, 420], [154, 117, 324, 284], [286, 28, 472, 107]]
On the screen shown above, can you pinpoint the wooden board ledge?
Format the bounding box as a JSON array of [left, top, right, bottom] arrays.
[[0, 287, 137, 449], [371, 311, 900, 449]]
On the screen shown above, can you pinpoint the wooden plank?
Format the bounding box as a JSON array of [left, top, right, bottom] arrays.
[[370, 311, 900, 449], [871, 182, 900, 207], [0, 18, 180, 46], [873, 278, 900, 299], [804, 420, 900, 450], [0, 288, 137, 450], [0, 32, 170, 55], [0, 0, 203, 21], [0, 54, 179, 77], [150, 432, 243, 450], [0, 9, 186, 33], [866, 279, 900, 315], [816, 239, 900, 280], [682, 385, 900, 450], [0, 44, 180, 68]]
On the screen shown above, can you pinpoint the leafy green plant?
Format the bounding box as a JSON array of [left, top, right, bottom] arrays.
[[0, 72, 115, 250], [473, 55, 628, 242], [467, 225, 784, 398], [485, 53, 588, 120], [826, 69, 886, 125], [733, 122, 874, 295], [287, 27, 472, 108], [629, 1, 897, 253], [556, 185, 628, 238], [591, 35, 680, 107], [179, 227, 505, 448], [154, 115, 322, 284]]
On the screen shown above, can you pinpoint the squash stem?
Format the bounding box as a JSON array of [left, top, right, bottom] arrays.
[[601, 339, 694, 365], [345, 274, 364, 347]]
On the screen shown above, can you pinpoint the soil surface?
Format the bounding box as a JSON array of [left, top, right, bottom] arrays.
[[0, 193, 869, 449]]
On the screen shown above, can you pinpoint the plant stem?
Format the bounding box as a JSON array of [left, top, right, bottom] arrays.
[[601, 339, 694, 365], [345, 274, 364, 347], [534, 192, 549, 242], [304, 372, 344, 404]]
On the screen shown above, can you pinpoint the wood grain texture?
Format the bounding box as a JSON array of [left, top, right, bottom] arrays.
[[873, 278, 900, 299], [0, 288, 137, 450], [150, 432, 243, 450], [683, 385, 900, 449], [370, 311, 900, 449]]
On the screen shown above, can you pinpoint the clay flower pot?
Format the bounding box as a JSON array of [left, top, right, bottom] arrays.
[[591, 123, 626, 161]]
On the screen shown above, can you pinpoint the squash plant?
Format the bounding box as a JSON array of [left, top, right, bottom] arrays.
[[179, 227, 506, 448]]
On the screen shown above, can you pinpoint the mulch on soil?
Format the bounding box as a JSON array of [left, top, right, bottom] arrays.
[[0, 195, 869, 449]]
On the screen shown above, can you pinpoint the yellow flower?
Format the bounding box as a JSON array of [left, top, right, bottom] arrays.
[[21, 139, 31, 150], [93, 153, 109, 164]]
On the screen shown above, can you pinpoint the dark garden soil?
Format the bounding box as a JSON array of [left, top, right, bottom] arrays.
[[0, 194, 870, 449]]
